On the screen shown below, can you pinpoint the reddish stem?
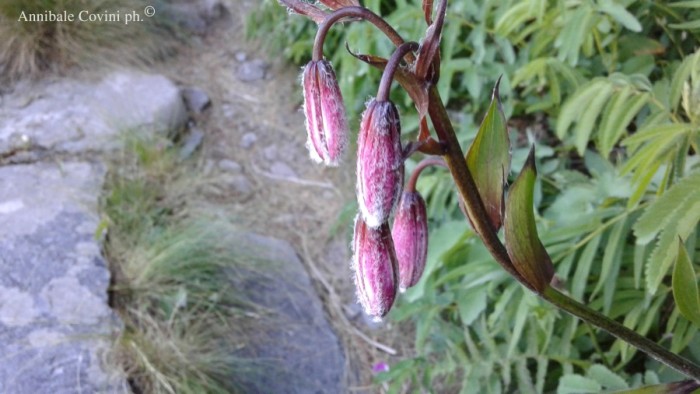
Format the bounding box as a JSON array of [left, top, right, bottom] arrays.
[[312, 7, 414, 62], [376, 42, 419, 102], [407, 157, 447, 192]]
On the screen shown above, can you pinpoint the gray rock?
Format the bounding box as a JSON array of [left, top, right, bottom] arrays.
[[0, 71, 187, 158], [263, 145, 278, 161], [161, 0, 228, 34], [0, 162, 127, 393], [224, 174, 253, 197], [179, 126, 205, 159], [230, 233, 345, 393], [218, 159, 242, 173], [270, 161, 297, 178], [236, 59, 269, 82], [92, 71, 188, 137], [235, 51, 248, 62], [181, 87, 211, 114], [240, 132, 258, 149]]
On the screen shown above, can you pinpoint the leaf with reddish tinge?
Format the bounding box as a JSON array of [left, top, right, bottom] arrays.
[[504, 147, 554, 293], [672, 239, 700, 328], [466, 77, 510, 231]]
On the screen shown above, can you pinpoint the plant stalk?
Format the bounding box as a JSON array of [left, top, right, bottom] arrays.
[[377, 42, 419, 102], [543, 286, 700, 380]]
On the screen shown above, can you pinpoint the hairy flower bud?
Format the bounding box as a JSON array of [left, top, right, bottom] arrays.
[[392, 191, 428, 291], [352, 215, 398, 320], [301, 60, 348, 166], [356, 99, 404, 228]]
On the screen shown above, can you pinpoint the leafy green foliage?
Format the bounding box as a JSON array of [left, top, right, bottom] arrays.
[[249, 0, 700, 392]]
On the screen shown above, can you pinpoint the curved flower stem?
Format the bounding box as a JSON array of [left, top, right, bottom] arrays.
[[406, 157, 447, 192], [426, 83, 700, 380], [543, 286, 700, 380], [312, 6, 414, 62], [377, 42, 420, 102]]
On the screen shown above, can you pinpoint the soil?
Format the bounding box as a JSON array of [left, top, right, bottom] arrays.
[[152, 2, 415, 391]]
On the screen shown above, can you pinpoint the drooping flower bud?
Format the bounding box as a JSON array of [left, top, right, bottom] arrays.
[[356, 99, 404, 228], [301, 60, 348, 166], [352, 215, 398, 320], [392, 191, 428, 291]]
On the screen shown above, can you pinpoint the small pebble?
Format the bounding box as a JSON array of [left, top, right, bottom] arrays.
[[270, 161, 296, 178], [240, 132, 257, 149], [218, 159, 242, 173]]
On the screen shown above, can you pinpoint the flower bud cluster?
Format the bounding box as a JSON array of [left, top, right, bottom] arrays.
[[300, 64, 429, 319]]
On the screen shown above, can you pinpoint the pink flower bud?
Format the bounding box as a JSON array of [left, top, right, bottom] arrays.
[[352, 215, 398, 320], [356, 99, 404, 228], [392, 191, 428, 291], [301, 60, 348, 166]]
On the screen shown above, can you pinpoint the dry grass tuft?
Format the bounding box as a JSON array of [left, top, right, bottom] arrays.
[[102, 133, 289, 393], [0, 0, 178, 83]]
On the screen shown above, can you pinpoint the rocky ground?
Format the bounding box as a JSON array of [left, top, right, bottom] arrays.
[[0, 1, 409, 393]]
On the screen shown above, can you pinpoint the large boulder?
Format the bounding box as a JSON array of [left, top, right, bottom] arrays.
[[0, 162, 127, 393], [232, 233, 346, 394]]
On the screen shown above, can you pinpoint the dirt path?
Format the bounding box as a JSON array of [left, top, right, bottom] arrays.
[[153, 2, 412, 390]]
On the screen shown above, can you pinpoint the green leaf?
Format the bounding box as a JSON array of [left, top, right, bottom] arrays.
[[572, 234, 602, 301], [574, 82, 614, 155], [586, 364, 629, 390], [669, 19, 700, 29], [633, 171, 700, 244], [457, 288, 488, 326], [591, 218, 627, 305], [672, 239, 700, 327], [598, 89, 649, 158], [646, 199, 700, 294], [466, 78, 511, 231], [671, 51, 700, 109], [504, 147, 554, 292], [557, 79, 607, 140], [598, 0, 642, 32], [558, 374, 602, 394]]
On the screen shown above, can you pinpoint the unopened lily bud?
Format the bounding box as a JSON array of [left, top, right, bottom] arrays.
[[352, 215, 398, 320], [301, 60, 348, 166], [356, 99, 404, 228], [392, 191, 428, 291]]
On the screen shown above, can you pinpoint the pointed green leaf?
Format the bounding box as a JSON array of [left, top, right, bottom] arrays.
[[466, 78, 511, 231], [504, 147, 554, 292], [673, 239, 700, 327]]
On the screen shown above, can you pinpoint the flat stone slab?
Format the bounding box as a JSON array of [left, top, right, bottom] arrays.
[[232, 233, 346, 394], [0, 162, 126, 393], [0, 71, 187, 159]]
